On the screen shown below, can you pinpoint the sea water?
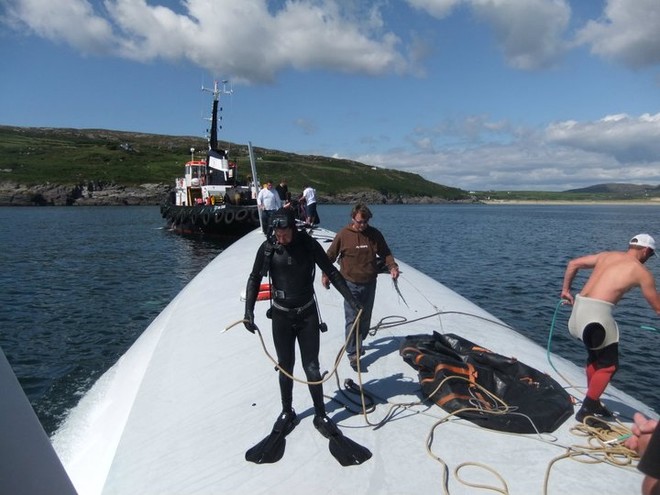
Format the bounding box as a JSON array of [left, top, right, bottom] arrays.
[[1, 204, 659, 435]]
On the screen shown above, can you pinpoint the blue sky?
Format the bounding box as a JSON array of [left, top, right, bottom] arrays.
[[1, 0, 659, 191]]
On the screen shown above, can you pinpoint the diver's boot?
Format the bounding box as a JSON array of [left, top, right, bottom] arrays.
[[274, 409, 298, 435], [575, 397, 614, 422], [313, 414, 340, 438]]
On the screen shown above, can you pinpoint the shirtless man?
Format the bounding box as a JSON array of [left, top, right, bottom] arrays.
[[561, 233, 660, 422]]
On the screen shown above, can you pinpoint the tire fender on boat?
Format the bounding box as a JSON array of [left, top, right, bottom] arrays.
[[214, 210, 224, 224], [202, 210, 211, 226], [235, 208, 248, 222], [224, 209, 235, 225], [250, 208, 260, 224]]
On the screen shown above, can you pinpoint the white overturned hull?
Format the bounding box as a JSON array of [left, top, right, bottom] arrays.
[[0, 348, 76, 495], [52, 228, 656, 494]]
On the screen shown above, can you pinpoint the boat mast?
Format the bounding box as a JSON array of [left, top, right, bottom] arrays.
[[202, 80, 232, 153]]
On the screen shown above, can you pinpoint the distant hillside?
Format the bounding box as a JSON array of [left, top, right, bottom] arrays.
[[0, 125, 468, 203], [564, 183, 660, 195], [474, 183, 660, 202]]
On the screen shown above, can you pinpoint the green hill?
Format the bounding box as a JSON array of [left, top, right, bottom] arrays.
[[565, 183, 660, 196], [475, 185, 660, 202], [0, 125, 468, 201]]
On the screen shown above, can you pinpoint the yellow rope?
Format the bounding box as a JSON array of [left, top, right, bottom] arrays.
[[424, 404, 511, 495], [454, 462, 510, 495], [543, 417, 639, 494], [418, 376, 520, 494]]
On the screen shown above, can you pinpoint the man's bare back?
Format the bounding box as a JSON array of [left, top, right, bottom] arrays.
[[580, 251, 646, 304], [561, 244, 660, 314]]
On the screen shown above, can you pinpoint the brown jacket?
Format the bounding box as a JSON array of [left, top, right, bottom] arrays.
[[326, 224, 397, 284]]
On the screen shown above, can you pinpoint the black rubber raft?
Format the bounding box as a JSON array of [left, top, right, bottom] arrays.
[[400, 332, 573, 433]]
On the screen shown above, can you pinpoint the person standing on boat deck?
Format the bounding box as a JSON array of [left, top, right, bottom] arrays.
[[243, 208, 362, 434], [560, 234, 660, 422], [275, 179, 290, 203], [299, 184, 320, 226], [624, 412, 660, 495], [322, 203, 399, 371], [256, 180, 282, 235]]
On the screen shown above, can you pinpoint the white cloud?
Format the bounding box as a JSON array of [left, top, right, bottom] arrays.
[[470, 0, 571, 70], [3, 0, 412, 82], [576, 0, 660, 68], [405, 0, 463, 19], [546, 113, 660, 163], [406, 0, 571, 70], [3, 0, 115, 54], [352, 113, 660, 191], [5, 0, 656, 78]]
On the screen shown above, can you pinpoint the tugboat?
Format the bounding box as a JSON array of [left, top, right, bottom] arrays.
[[160, 81, 260, 238]]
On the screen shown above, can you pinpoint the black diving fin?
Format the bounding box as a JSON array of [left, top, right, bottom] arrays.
[[245, 410, 299, 464], [313, 415, 372, 466]]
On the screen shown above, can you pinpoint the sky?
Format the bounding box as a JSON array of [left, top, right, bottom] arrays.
[[1, 0, 660, 192]]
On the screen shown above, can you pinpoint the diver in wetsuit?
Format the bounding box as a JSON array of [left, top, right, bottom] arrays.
[[244, 208, 362, 433]]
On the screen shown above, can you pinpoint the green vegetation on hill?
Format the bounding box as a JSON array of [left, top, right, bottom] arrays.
[[0, 126, 468, 200]]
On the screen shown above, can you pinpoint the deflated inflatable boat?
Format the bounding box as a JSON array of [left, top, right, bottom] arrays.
[[400, 332, 573, 434]]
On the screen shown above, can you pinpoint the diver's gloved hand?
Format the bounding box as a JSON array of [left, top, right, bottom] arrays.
[[244, 309, 257, 333]]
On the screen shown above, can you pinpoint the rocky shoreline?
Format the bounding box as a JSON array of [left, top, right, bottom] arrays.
[[4, 182, 657, 207], [0, 181, 470, 206], [0, 181, 169, 206]]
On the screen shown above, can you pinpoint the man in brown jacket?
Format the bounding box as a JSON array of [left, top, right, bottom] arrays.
[[322, 203, 399, 370]]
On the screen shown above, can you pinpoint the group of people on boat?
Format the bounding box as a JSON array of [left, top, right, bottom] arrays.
[[256, 178, 320, 235], [242, 203, 660, 488]]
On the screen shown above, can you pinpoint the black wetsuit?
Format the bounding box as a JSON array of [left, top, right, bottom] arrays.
[[245, 230, 356, 416]]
